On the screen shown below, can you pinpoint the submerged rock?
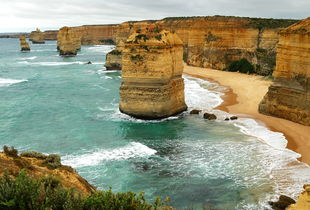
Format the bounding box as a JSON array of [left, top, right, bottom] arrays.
[[190, 109, 201, 114], [119, 26, 187, 119], [203, 113, 217, 120], [57, 27, 81, 56], [29, 28, 45, 44], [19, 36, 30, 51]]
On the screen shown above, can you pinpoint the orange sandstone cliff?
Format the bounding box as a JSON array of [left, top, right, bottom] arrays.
[[287, 185, 310, 210], [43, 30, 58, 40], [19, 36, 30, 51], [259, 18, 310, 125], [57, 27, 82, 56], [110, 17, 297, 75], [119, 26, 187, 119], [0, 151, 95, 196], [29, 28, 45, 44]]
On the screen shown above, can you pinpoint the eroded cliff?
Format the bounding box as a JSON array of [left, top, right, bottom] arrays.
[[57, 26, 81, 56], [259, 18, 310, 125], [43, 30, 58, 40], [0, 150, 95, 196], [29, 28, 45, 44], [111, 16, 297, 75], [19, 36, 30, 51], [287, 185, 310, 210], [120, 26, 187, 119]]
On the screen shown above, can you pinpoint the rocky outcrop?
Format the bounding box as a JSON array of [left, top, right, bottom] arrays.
[[29, 28, 45, 44], [119, 26, 187, 119], [105, 46, 123, 70], [57, 27, 81, 56], [287, 185, 310, 210], [111, 17, 297, 75], [0, 149, 95, 196], [19, 36, 30, 51], [259, 18, 310, 126], [43, 30, 58, 40]]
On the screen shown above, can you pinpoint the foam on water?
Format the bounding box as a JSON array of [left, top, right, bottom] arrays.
[[62, 142, 157, 168], [86, 45, 115, 53], [18, 61, 86, 66], [184, 75, 310, 202], [18, 56, 37, 60], [0, 78, 27, 87]]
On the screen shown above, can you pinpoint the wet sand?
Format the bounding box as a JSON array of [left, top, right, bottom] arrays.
[[184, 65, 310, 165]]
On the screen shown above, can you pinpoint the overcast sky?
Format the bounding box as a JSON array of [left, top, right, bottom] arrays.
[[1, 0, 309, 32]]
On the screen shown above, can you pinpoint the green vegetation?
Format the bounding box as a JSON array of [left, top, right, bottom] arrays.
[[130, 54, 144, 61], [99, 39, 115, 45], [246, 18, 298, 29], [205, 32, 219, 42], [0, 170, 164, 210], [3, 146, 18, 158], [154, 35, 162, 41], [227, 58, 254, 74], [141, 45, 149, 51], [135, 34, 149, 42], [109, 50, 122, 56], [255, 48, 276, 75]]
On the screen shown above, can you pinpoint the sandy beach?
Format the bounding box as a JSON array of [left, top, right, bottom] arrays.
[[184, 65, 310, 165]]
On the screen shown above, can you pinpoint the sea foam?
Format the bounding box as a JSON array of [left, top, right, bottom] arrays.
[[62, 142, 157, 168], [0, 78, 27, 87]]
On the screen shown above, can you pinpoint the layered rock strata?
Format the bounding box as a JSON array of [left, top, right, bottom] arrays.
[[105, 45, 123, 70], [57, 27, 81, 56], [29, 28, 45, 44], [119, 26, 187, 119], [109, 16, 297, 75], [259, 18, 310, 125], [43, 30, 58, 40], [19, 36, 30, 51]]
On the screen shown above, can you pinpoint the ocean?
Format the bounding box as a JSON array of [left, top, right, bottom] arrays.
[[0, 38, 309, 209]]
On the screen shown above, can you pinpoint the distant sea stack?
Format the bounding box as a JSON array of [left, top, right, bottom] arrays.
[[259, 18, 310, 125], [119, 26, 187, 119], [57, 27, 81, 56], [29, 28, 45, 44], [19, 36, 30, 51]]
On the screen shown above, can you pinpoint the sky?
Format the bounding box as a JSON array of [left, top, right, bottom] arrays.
[[1, 0, 310, 32]]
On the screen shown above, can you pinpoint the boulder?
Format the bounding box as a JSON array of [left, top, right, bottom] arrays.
[[190, 109, 202, 114], [269, 195, 296, 210], [203, 113, 217, 120], [230, 116, 238, 120]]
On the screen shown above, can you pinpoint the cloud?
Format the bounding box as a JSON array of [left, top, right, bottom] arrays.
[[1, 0, 309, 32]]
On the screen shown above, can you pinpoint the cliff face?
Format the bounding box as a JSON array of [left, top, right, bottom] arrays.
[[105, 46, 123, 70], [120, 26, 187, 119], [43, 30, 58, 40], [112, 17, 297, 75], [19, 36, 30, 51], [69, 24, 118, 45], [57, 27, 81, 56], [29, 28, 45, 44], [0, 151, 95, 196], [287, 185, 310, 210], [259, 18, 310, 125]]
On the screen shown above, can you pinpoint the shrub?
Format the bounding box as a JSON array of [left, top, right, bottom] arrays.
[[3, 146, 18, 158], [0, 171, 164, 210], [109, 50, 122, 55], [42, 154, 62, 169], [20, 151, 47, 159], [227, 58, 254, 74]]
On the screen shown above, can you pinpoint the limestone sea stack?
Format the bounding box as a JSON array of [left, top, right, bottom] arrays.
[[57, 27, 81, 56], [119, 26, 187, 119], [259, 18, 310, 125], [29, 28, 45, 44], [19, 36, 30, 51]]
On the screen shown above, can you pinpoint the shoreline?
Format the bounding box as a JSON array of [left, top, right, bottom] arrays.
[[183, 65, 310, 166]]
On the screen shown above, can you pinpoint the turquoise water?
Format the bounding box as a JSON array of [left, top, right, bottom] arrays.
[[0, 38, 309, 209]]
